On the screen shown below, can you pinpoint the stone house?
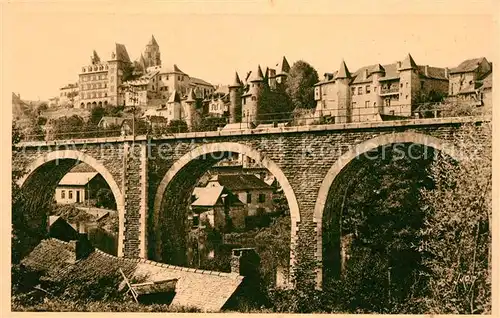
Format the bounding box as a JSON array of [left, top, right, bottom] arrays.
[[190, 185, 246, 231], [314, 53, 449, 123], [447, 57, 492, 109], [54, 172, 108, 205], [206, 174, 274, 216]]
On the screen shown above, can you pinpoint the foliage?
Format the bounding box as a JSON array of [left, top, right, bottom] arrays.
[[11, 295, 201, 312], [122, 62, 141, 82], [257, 85, 292, 124], [321, 144, 434, 313], [285, 60, 319, 110], [418, 123, 492, 314], [37, 116, 47, 126], [24, 118, 45, 141], [49, 115, 85, 139], [193, 116, 227, 132], [96, 188, 116, 209], [166, 119, 188, 134], [414, 90, 447, 104]]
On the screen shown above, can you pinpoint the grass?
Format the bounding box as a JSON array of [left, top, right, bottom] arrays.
[[12, 295, 201, 312]]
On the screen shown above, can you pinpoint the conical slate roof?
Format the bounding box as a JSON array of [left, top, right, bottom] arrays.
[[248, 65, 264, 82], [372, 64, 385, 73], [91, 50, 101, 64], [148, 35, 159, 46], [186, 88, 196, 102], [229, 72, 242, 87], [399, 53, 418, 70], [167, 90, 181, 103], [335, 60, 351, 79]]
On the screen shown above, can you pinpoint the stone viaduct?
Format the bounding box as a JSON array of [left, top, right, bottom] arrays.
[[12, 116, 491, 287]]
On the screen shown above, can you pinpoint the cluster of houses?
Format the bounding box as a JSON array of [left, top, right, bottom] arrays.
[[51, 34, 493, 132]]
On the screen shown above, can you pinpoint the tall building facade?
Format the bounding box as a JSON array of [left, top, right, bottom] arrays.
[[78, 44, 131, 109], [314, 53, 449, 123]]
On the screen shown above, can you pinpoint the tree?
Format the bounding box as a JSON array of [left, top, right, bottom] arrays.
[[166, 120, 188, 133], [285, 60, 319, 110], [96, 188, 116, 210], [193, 117, 226, 132], [419, 123, 492, 314], [257, 85, 293, 124], [90, 106, 106, 125]]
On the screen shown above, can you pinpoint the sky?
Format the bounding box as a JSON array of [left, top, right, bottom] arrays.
[[2, 0, 498, 101]]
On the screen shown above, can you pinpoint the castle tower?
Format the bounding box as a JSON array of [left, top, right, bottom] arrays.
[[371, 64, 385, 114], [107, 43, 131, 106], [144, 35, 161, 68], [335, 59, 352, 123], [228, 72, 243, 123], [184, 88, 199, 130], [398, 53, 419, 116], [167, 89, 182, 123], [275, 56, 290, 85], [244, 65, 264, 124]]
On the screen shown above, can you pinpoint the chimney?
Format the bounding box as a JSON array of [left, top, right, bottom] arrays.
[[230, 248, 260, 277], [69, 223, 94, 261], [397, 61, 402, 69], [425, 65, 429, 77], [445, 67, 449, 79], [364, 68, 369, 80]]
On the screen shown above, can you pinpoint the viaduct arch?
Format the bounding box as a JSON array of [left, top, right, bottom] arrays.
[[313, 132, 462, 286], [152, 142, 300, 269], [19, 150, 126, 256]]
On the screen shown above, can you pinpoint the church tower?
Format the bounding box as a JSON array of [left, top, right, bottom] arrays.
[[144, 35, 161, 68]]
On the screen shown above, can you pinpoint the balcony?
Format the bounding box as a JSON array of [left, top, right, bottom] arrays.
[[379, 87, 399, 96]]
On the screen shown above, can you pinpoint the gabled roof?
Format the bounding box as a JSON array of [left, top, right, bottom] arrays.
[[22, 238, 244, 312], [168, 90, 181, 103], [248, 65, 264, 82], [210, 174, 273, 191], [450, 57, 488, 74], [335, 60, 351, 79], [58, 172, 98, 186], [192, 186, 225, 207], [399, 53, 418, 70], [190, 77, 213, 87], [417, 65, 448, 80], [69, 163, 96, 173], [98, 116, 128, 127]]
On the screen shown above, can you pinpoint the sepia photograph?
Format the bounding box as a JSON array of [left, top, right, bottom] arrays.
[[5, 0, 497, 315]]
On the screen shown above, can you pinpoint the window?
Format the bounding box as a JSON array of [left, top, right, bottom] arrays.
[[385, 98, 390, 106], [365, 100, 370, 108], [390, 110, 395, 115], [365, 85, 371, 93], [178, 76, 181, 81], [351, 87, 355, 95], [247, 192, 252, 203], [192, 214, 199, 227], [61, 190, 65, 199], [351, 101, 357, 108], [68, 191, 73, 199], [251, 96, 256, 101], [406, 82, 409, 88], [400, 83, 403, 88], [258, 193, 266, 203], [406, 95, 409, 99], [357, 87, 362, 95]]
